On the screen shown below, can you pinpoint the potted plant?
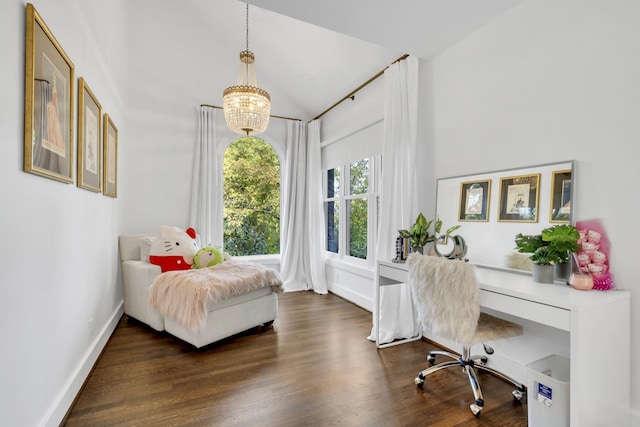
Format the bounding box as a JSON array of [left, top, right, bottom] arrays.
[[542, 224, 580, 280], [514, 233, 557, 283], [400, 214, 460, 254], [514, 224, 580, 283]]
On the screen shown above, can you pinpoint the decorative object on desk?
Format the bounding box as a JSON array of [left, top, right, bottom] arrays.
[[543, 224, 580, 281], [458, 179, 491, 221], [550, 169, 572, 223], [514, 224, 579, 283], [433, 235, 468, 261], [399, 214, 460, 255], [399, 213, 432, 254], [568, 272, 594, 291], [392, 234, 410, 263], [575, 218, 615, 291], [532, 262, 554, 284], [498, 173, 540, 222]]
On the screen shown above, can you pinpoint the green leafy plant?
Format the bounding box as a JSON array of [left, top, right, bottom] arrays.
[[542, 224, 580, 264], [514, 224, 579, 265], [399, 214, 461, 249]]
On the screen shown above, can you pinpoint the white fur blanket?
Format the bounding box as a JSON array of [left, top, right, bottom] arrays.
[[149, 260, 283, 332], [407, 253, 480, 346]]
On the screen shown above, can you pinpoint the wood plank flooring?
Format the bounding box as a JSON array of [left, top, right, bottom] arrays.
[[64, 291, 527, 426]]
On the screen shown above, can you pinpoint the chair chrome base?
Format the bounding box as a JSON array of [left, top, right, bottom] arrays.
[[414, 347, 526, 416]]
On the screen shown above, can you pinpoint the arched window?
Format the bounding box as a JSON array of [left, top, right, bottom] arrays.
[[223, 136, 280, 256]]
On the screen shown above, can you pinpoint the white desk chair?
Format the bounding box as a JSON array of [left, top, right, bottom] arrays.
[[407, 253, 525, 416]]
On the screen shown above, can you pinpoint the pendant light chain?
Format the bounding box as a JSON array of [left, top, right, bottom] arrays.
[[245, 4, 249, 79], [245, 3, 249, 53]]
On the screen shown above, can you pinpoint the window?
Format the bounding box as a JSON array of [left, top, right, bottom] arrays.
[[223, 137, 280, 256], [325, 157, 379, 263]]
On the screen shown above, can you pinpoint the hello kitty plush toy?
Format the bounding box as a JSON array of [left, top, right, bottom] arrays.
[[575, 219, 615, 290], [149, 226, 199, 272]]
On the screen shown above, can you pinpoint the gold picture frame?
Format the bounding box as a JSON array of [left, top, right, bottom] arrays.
[[23, 3, 75, 183], [498, 173, 540, 222], [550, 169, 572, 223], [103, 114, 118, 198], [458, 179, 491, 222], [77, 78, 102, 192]]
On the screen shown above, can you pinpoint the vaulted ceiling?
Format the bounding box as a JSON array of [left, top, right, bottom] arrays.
[[129, 0, 525, 122]]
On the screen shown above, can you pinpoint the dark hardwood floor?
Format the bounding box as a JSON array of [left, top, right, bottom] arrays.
[[64, 291, 527, 426]]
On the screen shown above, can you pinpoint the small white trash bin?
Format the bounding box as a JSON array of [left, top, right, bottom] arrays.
[[527, 354, 570, 427]]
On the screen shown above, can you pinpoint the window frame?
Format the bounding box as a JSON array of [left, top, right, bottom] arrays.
[[324, 155, 380, 267], [222, 136, 282, 257]]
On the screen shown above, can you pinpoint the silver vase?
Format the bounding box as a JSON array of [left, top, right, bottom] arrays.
[[533, 264, 555, 284]]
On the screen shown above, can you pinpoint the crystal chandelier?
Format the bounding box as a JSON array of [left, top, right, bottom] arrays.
[[223, 4, 271, 135]]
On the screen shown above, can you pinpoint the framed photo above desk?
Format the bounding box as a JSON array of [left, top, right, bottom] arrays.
[[458, 179, 490, 222], [498, 173, 540, 222]]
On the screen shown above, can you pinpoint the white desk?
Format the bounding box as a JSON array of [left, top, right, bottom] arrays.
[[377, 260, 631, 427]]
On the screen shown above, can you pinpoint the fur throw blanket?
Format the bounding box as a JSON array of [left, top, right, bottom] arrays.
[[149, 259, 283, 332], [407, 253, 480, 346]]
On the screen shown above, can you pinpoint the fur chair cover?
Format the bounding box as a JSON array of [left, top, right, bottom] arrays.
[[407, 253, 480, 346], [149, 259, 283, 332]]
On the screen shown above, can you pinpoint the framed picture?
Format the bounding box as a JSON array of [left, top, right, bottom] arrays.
[[103, 114, 118, 198], [458, 179, 491, 222], [77, 78, 102, 192], [550, 169, 572, 223], [498, 173, 540, 222], [23, 3, 75, 183], [436, 235, 449, 245]]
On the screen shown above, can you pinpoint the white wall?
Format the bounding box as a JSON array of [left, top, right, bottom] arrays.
[[0, 1, 127, 425], [121, 0, 290, 235], [425, 0, 640, 420]]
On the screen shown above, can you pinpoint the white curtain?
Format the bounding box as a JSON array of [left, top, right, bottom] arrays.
[[307, 120, 328, 294], [189, 106, 223, 247], [190, 107, 327, 293], [280, 120, 328, 293], [368, 55, 420, 344]]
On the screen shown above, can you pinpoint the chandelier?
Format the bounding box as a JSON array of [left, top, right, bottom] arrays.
[[223, 4, 271, 135]]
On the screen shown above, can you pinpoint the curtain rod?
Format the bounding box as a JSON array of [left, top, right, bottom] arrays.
[[202, 53, 409, 124], [199, 104, 302, 122], [309, 53, 409, 122]]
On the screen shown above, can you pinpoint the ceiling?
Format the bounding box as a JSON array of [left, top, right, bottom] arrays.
[[243, 0, 525, 120], [247, 0, 525, 61], [135, 0, 525, 122]]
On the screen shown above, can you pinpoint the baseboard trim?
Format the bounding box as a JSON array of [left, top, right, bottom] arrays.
[[40, 302, 124, 427], [327, 282, 372, 312]]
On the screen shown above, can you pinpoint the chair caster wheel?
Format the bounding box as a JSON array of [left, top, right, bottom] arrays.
[[427, 355, 436, 365], [415, 372, 425, 388], [470, 403, 482, 416], [512, 388, 524, 401]]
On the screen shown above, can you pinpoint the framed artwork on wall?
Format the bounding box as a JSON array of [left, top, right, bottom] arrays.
[[550, 169, 572, 223], [498, 173, 540, 222], [77, 77, 102, 192], [458, 179, 491, 222], [23, 3, 75, 183], [103, 113, 118, 198]]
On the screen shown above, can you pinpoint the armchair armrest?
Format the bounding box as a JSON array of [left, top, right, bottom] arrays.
[[121, 260, 164, 330]]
